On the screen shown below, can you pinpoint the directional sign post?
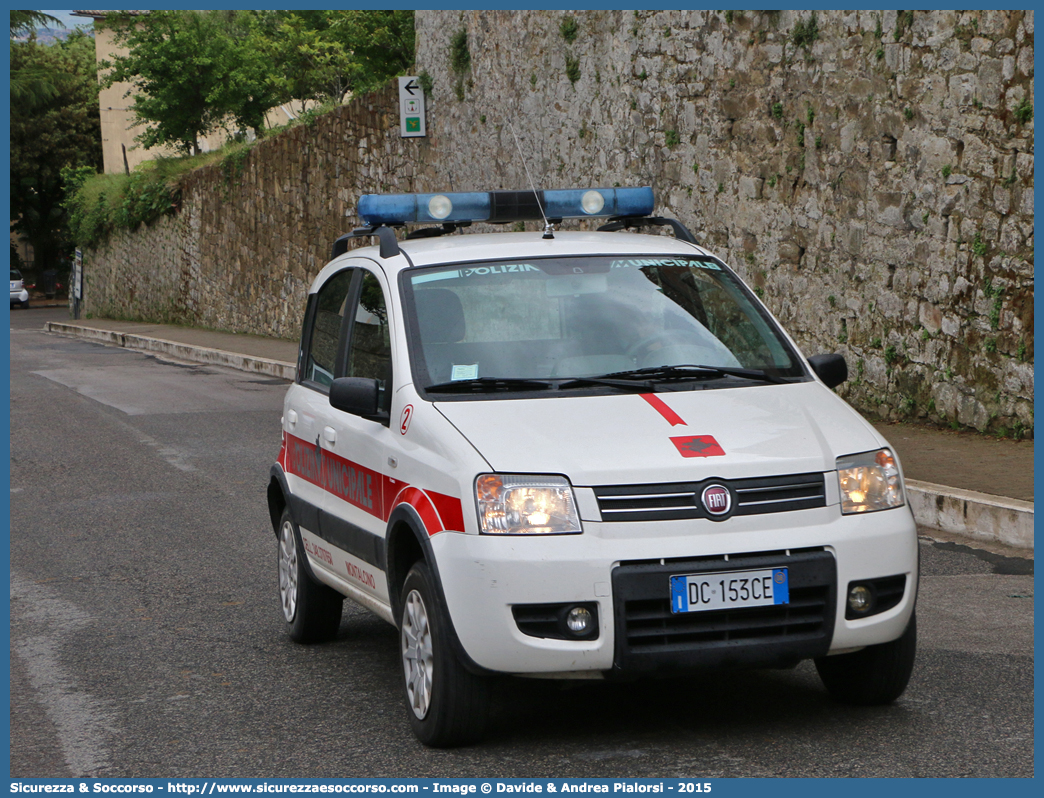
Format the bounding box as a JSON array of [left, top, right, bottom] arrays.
[[398, 76, 426, 138]]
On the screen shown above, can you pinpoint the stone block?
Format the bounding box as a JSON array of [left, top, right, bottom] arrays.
[[1017, 45, 1033, 76], [919, 302, 943, 332], [978, 58, 1005, 107], [739, 176, 764, 200]]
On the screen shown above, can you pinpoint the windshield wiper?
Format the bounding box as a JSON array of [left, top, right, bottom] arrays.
[[596, 364, 789, 384], [556, 376, 656, 391], [425, 377, 555, 393]]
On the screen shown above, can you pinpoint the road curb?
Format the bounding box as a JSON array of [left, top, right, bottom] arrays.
[[44, 321, 297, 381], [43, 321, 1034, 551], [906, 479, 1033, 551]]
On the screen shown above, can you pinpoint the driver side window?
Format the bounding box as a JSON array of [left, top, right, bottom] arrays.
[[345, 270, 393, 414]]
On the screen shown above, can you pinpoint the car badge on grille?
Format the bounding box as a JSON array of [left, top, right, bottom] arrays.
[[701, 484, 732, 516]]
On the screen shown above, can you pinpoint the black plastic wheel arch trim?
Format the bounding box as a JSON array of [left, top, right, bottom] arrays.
[[385, 503, 498, 677]]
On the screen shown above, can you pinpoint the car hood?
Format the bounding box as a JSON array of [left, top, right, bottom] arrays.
[[434, 382, 884, 486]]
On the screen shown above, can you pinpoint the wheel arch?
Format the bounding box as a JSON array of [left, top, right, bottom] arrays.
[[268, 465, 290, 535], [385, 504, 495, 676]]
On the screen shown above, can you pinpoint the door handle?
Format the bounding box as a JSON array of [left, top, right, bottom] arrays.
[[323, 426, 337, 444], [287, 409, 298, 425]]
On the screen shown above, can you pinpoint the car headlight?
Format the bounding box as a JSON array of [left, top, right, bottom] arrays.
[[836, 448, 904, 514], [475, 474, 582, 535]]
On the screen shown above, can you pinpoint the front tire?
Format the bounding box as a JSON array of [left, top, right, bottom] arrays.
[[277, 508, 343, 643], [400, 561, 490, 747], [815, 612, 917, 705]]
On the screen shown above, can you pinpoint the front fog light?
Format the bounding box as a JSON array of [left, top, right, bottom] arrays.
[[566, 606, 593, 634], [848, 585, 874, 614], [475, 474, 582, 535], [837, 448, 904, 514]]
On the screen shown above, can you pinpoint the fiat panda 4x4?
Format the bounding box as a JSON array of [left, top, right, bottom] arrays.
[[267, 187, 918, 747]]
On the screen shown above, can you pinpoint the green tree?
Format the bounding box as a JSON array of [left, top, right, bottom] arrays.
[[10, 10, 61, 36], [265, 10, 416, 105], [103, 10, 282, 155], [205, 11, 287, 138], [10, 29, 102, 273], [10, 10, 65, 106], [329, 10, 416, 95], [101, 10, 416, 155], [265, 11, 357, 104]]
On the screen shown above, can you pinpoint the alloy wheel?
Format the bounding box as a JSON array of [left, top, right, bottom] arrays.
[[401, 589, 434, 718], [278, 520, 298, 622]]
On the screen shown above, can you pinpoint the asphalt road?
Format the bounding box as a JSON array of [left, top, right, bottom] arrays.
[[9, 308, 1034, 778]]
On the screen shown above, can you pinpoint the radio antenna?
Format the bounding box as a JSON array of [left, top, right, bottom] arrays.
[[507, 121, 554, 239]]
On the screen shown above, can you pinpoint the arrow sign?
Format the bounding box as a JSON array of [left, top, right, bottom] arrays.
[[398, 76, 426, 138]]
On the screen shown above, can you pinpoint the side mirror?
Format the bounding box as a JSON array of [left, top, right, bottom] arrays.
[[808, 354, 848, 389], [329, 377, 380, 417]]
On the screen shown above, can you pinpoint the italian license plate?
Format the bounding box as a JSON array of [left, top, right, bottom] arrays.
[[670, 568, 789, 613]]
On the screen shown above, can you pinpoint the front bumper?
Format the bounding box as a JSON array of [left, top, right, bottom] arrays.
[[433, 504, 918, 675]]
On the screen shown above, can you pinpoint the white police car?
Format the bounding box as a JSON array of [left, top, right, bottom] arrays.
[[267, 187, 918, 747]]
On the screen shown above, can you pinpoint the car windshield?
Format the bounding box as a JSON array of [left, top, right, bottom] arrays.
[[403, 255, 805, 392], [11, 270, 21, 281]]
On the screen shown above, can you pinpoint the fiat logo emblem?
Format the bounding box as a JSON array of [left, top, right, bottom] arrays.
[[701, 485, 732, 516]]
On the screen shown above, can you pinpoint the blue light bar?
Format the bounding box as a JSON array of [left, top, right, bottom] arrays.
[[357, 187, 654, 227], [358, 192, 491, 226], [542, 187, 654, 219]]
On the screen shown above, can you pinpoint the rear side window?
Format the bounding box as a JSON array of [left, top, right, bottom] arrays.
[[304, 269, 353, 387]]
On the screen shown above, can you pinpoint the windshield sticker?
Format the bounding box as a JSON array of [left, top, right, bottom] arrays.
[[670, 435, 726, 458], [611, 257, 721, 271], [451, 364, 479, 381], [413, 264, 542, 284]]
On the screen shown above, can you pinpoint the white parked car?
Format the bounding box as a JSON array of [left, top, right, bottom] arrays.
[[10, 269, 29, 308], [267, 187, 918, 747]]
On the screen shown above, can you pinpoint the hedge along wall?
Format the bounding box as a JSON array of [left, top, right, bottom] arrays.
[[82, 9, 1033, 436]]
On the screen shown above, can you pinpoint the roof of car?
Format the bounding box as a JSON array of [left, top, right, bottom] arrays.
[[339, 230, 714, 272]]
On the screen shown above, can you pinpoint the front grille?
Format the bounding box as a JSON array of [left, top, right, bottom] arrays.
[[611, 549, 836, 674], [594, 472, 827, 522]]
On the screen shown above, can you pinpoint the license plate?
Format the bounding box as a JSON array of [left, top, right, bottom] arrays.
[[670, 568, 789, 613]]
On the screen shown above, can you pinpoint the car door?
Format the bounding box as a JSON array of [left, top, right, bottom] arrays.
[[282, 266, 355, 543], [317, 266, 397, 606]]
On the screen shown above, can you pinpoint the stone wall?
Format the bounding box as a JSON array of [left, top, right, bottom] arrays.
[[82, 88, 428, 339], [81, 9, 1034, 436]]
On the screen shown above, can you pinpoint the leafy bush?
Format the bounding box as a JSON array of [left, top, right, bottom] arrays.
[[791, 12, 819, 50], [559, 16, 579, 43], [450, 29, 471, 74], [1013, 97, 1033, 124], [565, 54, 581, 85]]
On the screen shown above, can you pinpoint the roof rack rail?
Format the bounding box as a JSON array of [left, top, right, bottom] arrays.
[[597, 216, 697, 244], [331, 226, 401, 260], [404, 222, 471, 240]]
